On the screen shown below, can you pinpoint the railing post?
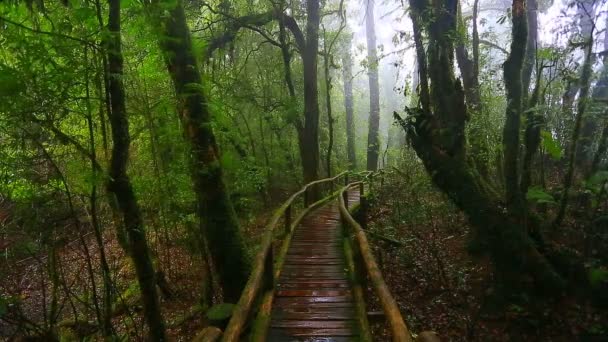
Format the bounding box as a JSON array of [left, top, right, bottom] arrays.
[[359, 182, 364, 198], [284, 204, 292, 234], [345, 173, 349, 186], [304, 187, 309, 207], [264, 248, 274, 291]]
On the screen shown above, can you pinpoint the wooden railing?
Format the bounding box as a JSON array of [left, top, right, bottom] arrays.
[[220, 171, 355, 342], [194, 169, 433, 342], [338, 178, 413, 342]]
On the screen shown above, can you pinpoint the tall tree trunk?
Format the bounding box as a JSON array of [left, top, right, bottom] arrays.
[[365, 0, 380, 171], [555, 28, 595, 227], [85, 46, 114, 338], [571, 0, 597, 169], [342, 31, 357, 170], [302, 0, 321, 184], [520, 64, 544, 197], [106, 1, 167, 339], [150, 0, 250, 302], [502, 0, 528, 213], [324, 48, 334, 178]]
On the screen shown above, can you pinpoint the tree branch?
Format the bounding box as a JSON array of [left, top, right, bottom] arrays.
[[0, 16, 97, 48], [479, 39, 508, 54]]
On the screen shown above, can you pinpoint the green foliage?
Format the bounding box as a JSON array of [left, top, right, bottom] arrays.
[[526, 186, 556, 204], [541, 130, 563, 160]]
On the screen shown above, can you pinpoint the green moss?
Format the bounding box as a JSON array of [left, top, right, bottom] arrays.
[[206, 303, 235, 321]]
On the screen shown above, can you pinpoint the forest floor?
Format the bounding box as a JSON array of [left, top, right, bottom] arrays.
[[365, 173, 608, 341]]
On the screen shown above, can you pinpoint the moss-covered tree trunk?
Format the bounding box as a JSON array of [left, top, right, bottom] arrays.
[[106, 0, 166, 339], [502, 0, 527, 213], [151, 0, 250, 303], [455, 0, 487, 175], [365, 0, 380, 171], [400, 0, 565, 292]]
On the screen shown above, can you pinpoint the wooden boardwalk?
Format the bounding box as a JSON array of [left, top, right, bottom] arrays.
[[268, 191, 361, 341]]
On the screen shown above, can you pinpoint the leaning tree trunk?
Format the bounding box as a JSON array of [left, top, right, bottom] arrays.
[[365, 0, 380, 171], [106, 0, 166, 339], [342, 31, 357, 170], [150, 0, 250, 303], [400, 0, 565, 292]]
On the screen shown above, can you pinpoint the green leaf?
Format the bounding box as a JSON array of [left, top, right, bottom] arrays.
[[526, 186, 556, 204], [541, 130, 562, 160]]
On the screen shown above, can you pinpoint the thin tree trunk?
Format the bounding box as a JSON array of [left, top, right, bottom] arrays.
[[520, 63, 544, 197], [85, 45, 114, 338], [555, 31, 596, 226], [106, 0, 167, 339], [365, 0, 380, 171], [342, 31, 357, 170], [591, 111, 608, 174], [324, 51, 334, 178], [522, 0, 538, 100]]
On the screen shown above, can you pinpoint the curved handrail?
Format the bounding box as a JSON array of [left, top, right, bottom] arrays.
[[338, 181, 413, 342], [221, 171, 349, 341]]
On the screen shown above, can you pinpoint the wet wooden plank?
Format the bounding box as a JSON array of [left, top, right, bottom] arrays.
[[273, 296, 353, 305], [268, 328, 357, 337], [270, 320, 356, 329], [277, 283, 350, 289], [273, 306, 355, 315], [283, 263, 347, 272], [272, 312, 355, 321], [275, 289, 351, 297]]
